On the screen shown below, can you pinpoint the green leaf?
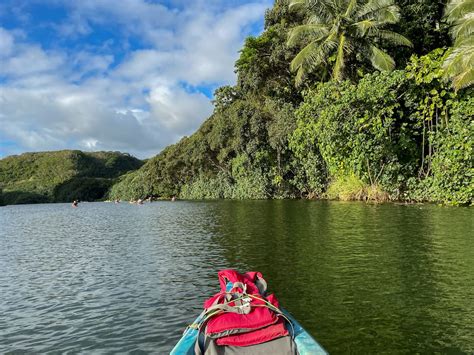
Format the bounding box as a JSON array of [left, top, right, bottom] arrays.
[[375, 30, 413, 47], [370, 45, 395, 71]]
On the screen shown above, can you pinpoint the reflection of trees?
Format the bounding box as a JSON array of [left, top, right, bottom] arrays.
[[205, 201, 473, 353]]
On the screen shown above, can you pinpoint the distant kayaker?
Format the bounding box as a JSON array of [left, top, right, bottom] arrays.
[[72, 200, 78, 207]]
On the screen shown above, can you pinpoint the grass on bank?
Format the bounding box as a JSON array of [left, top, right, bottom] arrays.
[[326, 174, 389, 202]]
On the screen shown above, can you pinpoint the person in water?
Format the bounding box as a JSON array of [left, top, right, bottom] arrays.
[[72, 200, 78, 207]]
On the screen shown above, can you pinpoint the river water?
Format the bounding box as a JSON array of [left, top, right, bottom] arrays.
[[0, 201, 472, 354]]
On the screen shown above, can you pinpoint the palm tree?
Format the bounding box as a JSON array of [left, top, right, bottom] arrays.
[[287, 0, 413, 84], [443, 0, 474, 91]]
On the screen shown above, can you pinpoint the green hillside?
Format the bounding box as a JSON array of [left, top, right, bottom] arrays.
[[109, 0, 473, 206], [0, 150, 143, 205]]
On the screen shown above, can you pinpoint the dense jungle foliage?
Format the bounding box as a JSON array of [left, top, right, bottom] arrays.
[[110, 0, 473, 205], [0, 150, 143, 205]]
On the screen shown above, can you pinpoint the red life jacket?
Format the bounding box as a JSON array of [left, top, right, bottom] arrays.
[[202, 270, 289, 347], [216, 318, 288, 346]]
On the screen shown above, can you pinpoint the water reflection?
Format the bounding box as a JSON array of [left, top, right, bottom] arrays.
[[205, 201, 473, 354], [0, 201, 472, 354]]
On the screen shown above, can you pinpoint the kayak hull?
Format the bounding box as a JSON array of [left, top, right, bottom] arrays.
[[171, 281, 327, 354], [170, 306, 327, 354]]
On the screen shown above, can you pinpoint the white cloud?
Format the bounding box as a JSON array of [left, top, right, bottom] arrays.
[[147, 85, 213, 133], [0, 45, 66, 78], [71, 51, 114, 75], [0, 0, 271, 158], [176, 3, 268, 84], [0, 27, 14, 56]]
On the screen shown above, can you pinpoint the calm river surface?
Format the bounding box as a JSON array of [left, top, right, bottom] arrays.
[[0, 201, 473, 354]]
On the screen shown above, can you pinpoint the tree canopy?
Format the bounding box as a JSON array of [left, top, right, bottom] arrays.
[[286, 0, 413, 84], [4, 0, 471, 206], [443, 0, 474, 90]]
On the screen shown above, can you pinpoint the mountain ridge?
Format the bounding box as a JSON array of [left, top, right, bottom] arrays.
[[0, 150, 143, 205]]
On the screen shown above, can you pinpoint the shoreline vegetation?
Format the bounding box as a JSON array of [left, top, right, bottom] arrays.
[[1, 0, 473, 207], [0, 150, 143, 206]]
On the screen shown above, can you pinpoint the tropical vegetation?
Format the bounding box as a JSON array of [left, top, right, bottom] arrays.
[[109, 0, 473, 206], [443, 0, 474, 91], [3, 0, 472, 206], [0, 150, 143, 205], [286, 0, 413, 83]]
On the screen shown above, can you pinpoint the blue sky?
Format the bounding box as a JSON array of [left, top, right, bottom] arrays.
[[0, 0, 271, 158]]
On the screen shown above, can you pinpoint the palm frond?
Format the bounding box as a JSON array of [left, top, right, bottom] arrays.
[[453, 35, 474, 50], [445, 0, 474, 24], [315, 0, 340, 17], [443, 43, 474, 90], [373, 30, 413, 47], [344, 0, 358, 17], [324, 29, 340, 49], [287, 24, 330, 46], [333, 34, 346, 81], [286, 0, 406, 82], [373, 5, 401, 24], [450, 12, 474, 42], [290, 42, 321, 73], [305, 0, 338, 19], [308, 13, 331, 25], [353, 19, 377, 36], [288, 0, 306, 11], [370, 45, 395, 71], [311, 38, 338, 68], [342, 35, 356, 55], [443, 0, 474, 90], [291, 38, 337, 86], [444, 44, 474, 72], [452, 67, 474, 90], [291, 33, 338, 71], [295, 66, 306, 86], [357, 0, 395, 19]]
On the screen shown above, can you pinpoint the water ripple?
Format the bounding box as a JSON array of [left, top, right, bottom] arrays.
[[0, 201, 472, 353]]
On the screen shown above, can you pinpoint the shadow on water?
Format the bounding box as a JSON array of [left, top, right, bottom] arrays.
[[202, 200, 473, 354], [1, 190, 50, 205]]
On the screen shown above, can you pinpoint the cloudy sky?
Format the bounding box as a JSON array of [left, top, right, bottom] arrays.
[[0, 0, 271, 158]]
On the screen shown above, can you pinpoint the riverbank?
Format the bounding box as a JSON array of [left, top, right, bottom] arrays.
[[2, 2, 472, 207], [106, 8, 473, 206]]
